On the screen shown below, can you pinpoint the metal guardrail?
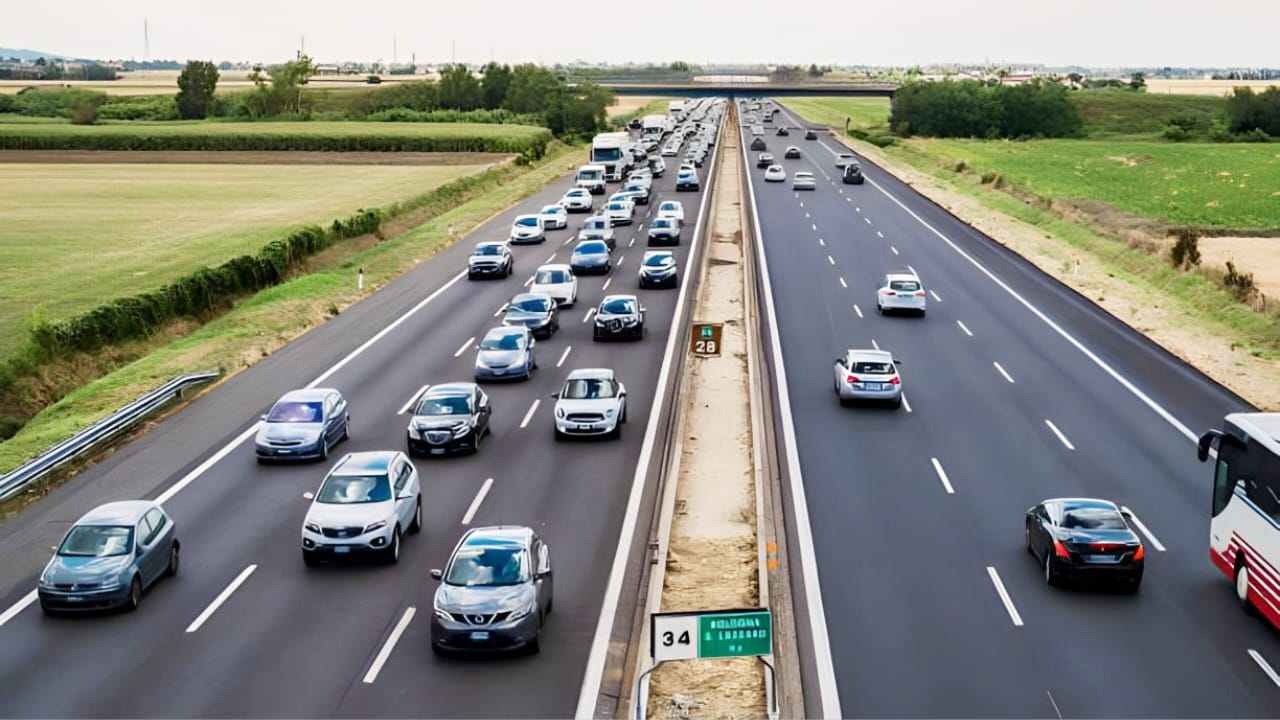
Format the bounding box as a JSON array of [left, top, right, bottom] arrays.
[[0, 371, 220, 502]]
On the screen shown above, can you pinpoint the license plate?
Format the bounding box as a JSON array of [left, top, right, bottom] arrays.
[[577, 424, 593, 431], [864, 383, 882, 391], [469, 631, 490, 641], [431, 448, 445, 455], [66, 595, 83, 601], [278, 449, 292, 454], [334, 546, 351, 554]]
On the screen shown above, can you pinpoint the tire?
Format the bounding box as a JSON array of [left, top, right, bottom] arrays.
[[124, 576, 142, 612], [409, 499, 422, 535], [546, 596, 554, 614], [1123, 574, 1142, 594], [620, 402, 628, 424], [527, 634, 541, 655], [1236, 562, 1258, 615], [471, 431, 481, 454], [1044, 553, 1058, 588], [319, 435, 329, 462], [891, 396, 903, 410], [166, 542, 180, 577], [553, 427, 565, 442], [386, 528, 401, 565], [342, 416, 350, 442], [1025, 525, 1035, 556], [303, 551, 319, 567]]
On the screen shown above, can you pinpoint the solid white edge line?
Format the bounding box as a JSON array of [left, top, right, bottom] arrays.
[[986, 566, 1024, 627], [557, 345, 572, 368], [453, 336, 475, 358], [398, 384, 429, 415], [1119, 506, 1167, 552], [1249, 649, 1280, 688], [931, 457, 955, 494], [1044, 419, 1076, 451], [186, 564, 257, 633], [739, 116, 843, 719], [363, 606, 416, 684], [993, 361, 1015, 384], [957, 320, 974, 337], [461, 478, 494, 526], [576, 114, 726, 719], [520, 398, 541, 429]]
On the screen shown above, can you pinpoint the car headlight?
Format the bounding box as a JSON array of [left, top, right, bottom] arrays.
[[507, 601, 537, 622], [99, 578, 123, 591], [38, 569, 53, 587], [364, 520, 386, 534], [555, 407, 565, 419], [434, 606, 453, 622], [305, 522, 323, 535], [452, 423, 471, 438], [605, 409, 616, 418]]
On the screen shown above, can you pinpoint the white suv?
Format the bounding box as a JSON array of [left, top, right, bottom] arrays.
[[302, 451, 421, 566], [553, 369, 627, 440]]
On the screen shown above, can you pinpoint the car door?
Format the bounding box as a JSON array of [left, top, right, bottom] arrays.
[[392, 460, 414, 528], [322, 395, 338, 446], [533, 538, 553, 616], [475, 389, 491, 436], [136, 511, 165, 585], [834, 355, 848, 387], [146, 508, 175, 582], [1035, 504, 1057, 559]]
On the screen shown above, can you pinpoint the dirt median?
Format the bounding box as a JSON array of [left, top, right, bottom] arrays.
[[0, 150, 514, 166]]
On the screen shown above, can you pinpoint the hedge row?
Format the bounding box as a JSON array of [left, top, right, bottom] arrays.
[[366, 107, 544, 126]]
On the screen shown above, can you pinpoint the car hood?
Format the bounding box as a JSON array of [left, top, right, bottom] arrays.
[[43, 554, 132, 585], [531, 282, 572, 294], [572, 253, 608, 264], [512, 226, 540, 236], [477, 349, 524, 367], [597, 310, 638, 322], [434, 581, 535, 614], [640, 263, 676, 275], [504, 310, 550, 326], [306, 499, 395, 529], [411, 414, 472, 430], [469, 255, 503, 265], [257, 421, 323, 443], [557, 397, 619, 414]]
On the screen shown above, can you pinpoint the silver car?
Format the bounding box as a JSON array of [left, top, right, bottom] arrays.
[[255, 388, 350, 462], [474, 326, 537, 382], [877, 273, 928, 316], [833, 349, 903, 408], [301, 451, 421, 565], [577, 215, 617, 249], [792, 171, 817, 191], [38, 500, 178, 613], [647, 217, 681, 246], [467, 241, 513, 280], [430, 526, 553, 655], [553, 368, 627, 439], [509, 214, 545, 244]]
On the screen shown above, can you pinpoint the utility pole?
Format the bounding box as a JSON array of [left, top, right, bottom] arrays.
[[393, 35, 397, 65], [143, 18, 150, 61], [451, 39, 456, 65]]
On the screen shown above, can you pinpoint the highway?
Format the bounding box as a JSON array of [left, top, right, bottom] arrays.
[[0, 109, 721, 717], [746, 102, 1280, 717]]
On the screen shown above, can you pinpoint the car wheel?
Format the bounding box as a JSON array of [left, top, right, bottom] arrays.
[[527, 634, 541, 655], [1025, 525, 1034, 556], [620, 402, 628, 424], [471, 431, 481, 454], [553, 427, 565, 442], [386, 528, 401, 565], [1236, 561, 1257, 615], [891, 396, 903, 410], [319, 435, 329, 462], [125, 576, 142, 612], [1124, 574, 1142, 594], [342, 416, 350, 442], [1044, 553, 1058, 588], [409, 498, 422, 535], [166, 542, 180, 577], [876, 303, 883, 314]]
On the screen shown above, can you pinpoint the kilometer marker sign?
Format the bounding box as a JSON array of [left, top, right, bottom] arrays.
[[651, 608, 772, 662]]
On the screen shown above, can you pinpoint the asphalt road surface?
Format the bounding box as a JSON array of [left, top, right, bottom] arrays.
[[746, 101, 1280, 717], [0, 113, 720, 718]]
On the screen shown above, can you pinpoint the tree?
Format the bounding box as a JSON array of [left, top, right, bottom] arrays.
[[176, 60, 220, 119], [1129, 72, 1146, 92], [244, 56, 315, 117], [669, 61, 691, 73], [480, 62, 512, 109], [437, 64, 482, 110], [504, 64, 560, 114], [1067, 72, 1083, 89], [808, 63, 822, 77]]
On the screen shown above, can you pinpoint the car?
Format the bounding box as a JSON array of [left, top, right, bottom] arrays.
[[749, 137, 766, 151], [661, 143, 680, 157], [502, 292, 560, 339], [656, 200, 685, 223], [834, 153, 858, 169], [570, 240, 612, 275], [430, 526, 553, 655], [467, 241, 514, 280], [539, 204, 568, 230], [612, 189, 647, 208], [784, 146, 801, 159], [626, 168, 653, 188], [560, 188, 594, 213], [764, 164, 786, 182], [776, 126, 790, 136], [833, 349, 902, 407], [592, 294, 645, 341], [648, 156, 666, 176], [647, 217, 681, 246], [302, 451, 422, 565], [690, 150, 708, 167], [804, 129, 818, 140], [1026, 498, 1145, 591], [628, 117, 643, 130], [678, 160, 696, 173], [38, 501, 178, 613], [576, 216, 617, 249], [756, 152, 775, 169], [630, 146, 649, 165], [406, 385, 491, 457], [750, 125, 765, 136], [622, 180, 651, 205], [255, 388, 350, 462], [792, 171, 817, 190], [552, 368, 627, 440], [638, 250, 679, 289], [842, 162, 865, 185], [676, 169, 700, 192], [530, 263, 578, 307], [877, 273, 928, 316], [603, 200, 635, 227], [474, 326, 537, 382], [509, 214, 545, 244]]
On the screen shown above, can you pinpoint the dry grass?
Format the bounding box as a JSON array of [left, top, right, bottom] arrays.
[[1198, 237, 1280, 299], [607, 95, 664, 118], [1145, 79, 1280, 97]]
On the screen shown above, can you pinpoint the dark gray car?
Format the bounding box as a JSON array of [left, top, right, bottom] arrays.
[[38, 500, 178, 613], [474, 326, 537, 382], [502, 293, 559, 339], [255, 388, 350, 462], [430, 526, 553, 655], [570, 240, 612, 276]]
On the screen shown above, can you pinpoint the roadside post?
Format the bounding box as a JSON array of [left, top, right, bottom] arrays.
[[689, 322, 724, 357], [635, 608, 776, 720]]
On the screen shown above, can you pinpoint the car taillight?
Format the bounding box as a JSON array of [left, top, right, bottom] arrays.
[[846, 375, 859, 383], [915, 291, 926, 297], [1133, 544, 1145, 561], [1053, 538, 1070, 559], [879, 289, 893, 295], [887, 376, 900, 385]]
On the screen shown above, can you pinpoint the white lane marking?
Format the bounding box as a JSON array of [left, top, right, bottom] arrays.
[[838, 277, 847, 289], [863, 175, 1201, 444], [876, 231, 883, 238], [827, 255, 835, 266], [864, 217, 872, 225], [853, 304, 863, 318], [563, 236, 574, 246], [520, 399, 541, 429], [156, 423, 260, 505], [1047, 691, 1064, 720], [453, 337, 475, 358], [930, 290, 942, 302], [799, 201, 804, 207], [461, 478, 494, 525], [811, 223, 817, 232], [805, 212, 811, 219], [902, 394, 913, 413], [602, 278, 612, 292], [986, 566, 1024, 627], [363, 607, 416, 684], [856, 207, 861, 213], [557, 345, 572, 367], [1120, 506, 1167, 552], [890, 246, 899, 256], [931, 457, 955, 494], [0, 592, 36, 629], [907, 265, 917, 276], [524, 275, 535, 287], [871, 339, 880, 350], [1045, 420, 1076, 451], [629, 237, 636, 247], [957, 320, 974, 337], [493, 302, 508, 318], [846, 197, 851, 203], [616, 255, 625, 268], [582, 307, 596, 323], [993, 362, 1015, 384], [546, 252, 557, 263], [1249, 649, 1280, 688], [398, 384, 430, 415], [186, 564, 257, 633], [818, 238, 826, 247]]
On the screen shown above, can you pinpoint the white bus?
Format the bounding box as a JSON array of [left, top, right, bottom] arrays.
[[1198, 412, 1280, 628]]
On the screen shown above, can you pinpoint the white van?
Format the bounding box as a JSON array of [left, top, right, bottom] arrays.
[[576, 164, 607, 195]]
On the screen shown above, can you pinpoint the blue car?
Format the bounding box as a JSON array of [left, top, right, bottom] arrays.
[[38, 501, 179, 614], [255, 388, 350, 462]]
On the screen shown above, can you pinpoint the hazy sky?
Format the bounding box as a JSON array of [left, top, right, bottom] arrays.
[[8, 0, 1279, 67]]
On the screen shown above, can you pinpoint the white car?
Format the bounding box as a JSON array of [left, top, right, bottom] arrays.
[[877, 273, 928, 316], [661, 143, 680, 157], [603, 200, 635, 227], [656, 200, 685, 223], [539, 204, 568, 230], [553, 368, 627, 440], [530, 263, 579, 307], [792, 172, 817, 191], [561, 188, 593, 213], [764, 164, 786, 182], [577, 215, 616, 248], [833, 349, 903, 408], [649, 156, 666, 177], [301, 451, 421, 565], [510, 214, 545, 244]]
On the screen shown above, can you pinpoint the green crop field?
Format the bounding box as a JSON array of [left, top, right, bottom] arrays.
[[779, 97, 891, 131], [1070, 89, 1226, 137], [907, 138, 1280, 229], [0, 161, 490, 351]]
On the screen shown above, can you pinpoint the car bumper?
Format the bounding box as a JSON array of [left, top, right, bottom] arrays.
[[594, 323, 643, 340], [255, 439, 325, 460], [509, 234, 545, 245], [565, 203, 592, 213], [1050, 557, 1144, 581], [647, 233, 679, 245], [793, 184, 816, 191], [843, 175, 865, 185], [881, 297, 927, 312], [607, 216, 632, 226], [468, 264, 508, 277], [556, 416, 620, 436], [38, 585, 130, 611], [639, 272, 678, 288], [475, 365, 531, 382], [764, 175, 784, 182], [676, 182, 699, 191], [838, 383, 903, 401], [406, 429, 477, 456], [431, 613, 539, 652], [571, 263, 609, 275]]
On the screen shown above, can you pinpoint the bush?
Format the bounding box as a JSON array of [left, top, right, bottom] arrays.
[[1225, 86, 1280, 137], [97, 95, 180, 121], [1169, 228, 1201, 268], [11, 88, 106, 118], [365, 107, 543, 125], [1162, 124, 1192, 142], [69, 100, 98, 125], [0, 94, 14, 113], [889, 79, 1082, 139], [1223, 261, 1257, 300]]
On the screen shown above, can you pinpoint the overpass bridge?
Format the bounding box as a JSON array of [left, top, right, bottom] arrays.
[[594, 81, 897, 98]]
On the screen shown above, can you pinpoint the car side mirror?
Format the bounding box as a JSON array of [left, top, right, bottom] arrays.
[[894, 360, 904, 366], [529, 338, 536, 348], [1120, 508, 1134, 522], [430, 569, 442, 581], [260, 414, 268, 421], [548, 392, 559, 399], [835, 357, 845, 366]]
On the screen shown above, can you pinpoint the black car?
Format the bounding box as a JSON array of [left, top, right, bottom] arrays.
[[776, 126, 789, 136], [749, 137, 767, 151], [638, 251, 679, 289], [406, 383, 491, 456], [784, 146, 801, 159], [628, 117, 642, 130], [502, 293, 560, 339], [1026, 498, 1145, 591], [842, 162, 865, 185], [756, 153, 775, 169], [804, 129, 818, 140], [592, 294, 646, 341]]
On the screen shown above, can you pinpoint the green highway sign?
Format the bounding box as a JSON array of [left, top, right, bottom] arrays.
[[651, 608, 772, 662]]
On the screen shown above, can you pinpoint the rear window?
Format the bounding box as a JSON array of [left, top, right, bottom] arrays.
[[851, 361, 893, 374], [652, 219, 672, 228], [535, 269, 569, 284], [890, 280, 920, 292], [1062, 505, 1127, 530]]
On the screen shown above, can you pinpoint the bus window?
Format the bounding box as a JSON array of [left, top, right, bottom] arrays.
[[1213, 457, 1234, 517]]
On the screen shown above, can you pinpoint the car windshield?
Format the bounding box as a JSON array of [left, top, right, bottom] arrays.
[[1062, 505, 1127, 530], [890, 280, 921, 292], [562, 378, 616, 399], [660, 203, 678, 212], [851, 360, 893, 374], [515, 217, 538, 227], [445, 544, 528, 587], [601, 298, 636, 314], [481, 332, 524, 351], [416, 395, 472, 416], [473, 245, 503, 256], [652, 219, 671, 229], [511, 296, 552, 312], [579, 169, 601, 180], [266, 401, 322, 423], [644, 254, 674, 267], [606, 203, 626, 211], [59, 525, 133, 557], [577, 242, 608, 255], [535, 269, 569, 284], [541, 206, 560, 215], [796, 173, 814, 179], [317, 474, 392, 504]]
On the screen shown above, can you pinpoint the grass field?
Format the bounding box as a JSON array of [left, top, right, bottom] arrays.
[[1070, 89, 1225, 137], [0, 162, 490, 352], [779, 97, 891, 131]]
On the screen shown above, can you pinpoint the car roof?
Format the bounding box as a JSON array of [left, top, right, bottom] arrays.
[[541, 205, 563, 212], [510, 292, 553, 304], [425, 382, 476, 397], [484, 325, 527, 338], [886, 273, 919, 282], [659, 200, 681, 207], [643, 250, 675, 260], [474, 240, 505, 249], [76, 500, 156, 526], [276, 388, 334, 403], [846, 349, 894, 363], [566, 368, 615, 380], [536, 263, 572, 273], [565, 187, 589, 194], [575, 240, 608, 250], [651, 216, 673, 223], [332, 451, 400, 476], [462, 525, 534, 548], [1043, 498, 1121, 511]]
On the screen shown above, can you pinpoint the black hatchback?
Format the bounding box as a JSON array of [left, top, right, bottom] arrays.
[[1026, 498, 1145, 591], [804, 129, 818, 140], [842, 163, 865, 185]]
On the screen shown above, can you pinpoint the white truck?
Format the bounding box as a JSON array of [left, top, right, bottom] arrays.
[[641, 114, 669, 143], [590, 132, 634, 183], [667, 100, 685, 118], [576, 164, 607, 195]]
